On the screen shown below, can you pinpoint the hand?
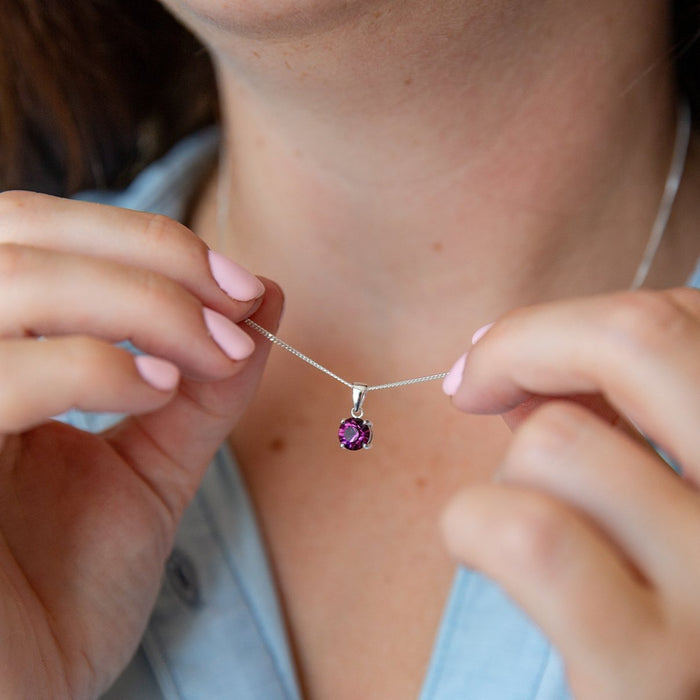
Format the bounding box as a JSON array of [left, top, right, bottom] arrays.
[[441, 287, 700, 699], [0, 191, 283, 698]]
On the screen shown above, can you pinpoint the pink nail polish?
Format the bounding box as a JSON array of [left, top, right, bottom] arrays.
[[135, 355, 180, 391], [208, 250, 265, 302], [472, 322, 495, 345], [203, 308, 255, 361], [442, 352, 467, 396]]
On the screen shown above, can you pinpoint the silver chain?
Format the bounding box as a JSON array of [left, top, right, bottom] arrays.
[[243, 100, 690, 394], [630, 99, 691, 290], [243, 318, 447, 390]]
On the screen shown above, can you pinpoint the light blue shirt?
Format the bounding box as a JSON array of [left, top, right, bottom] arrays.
[[64, 130, 700, 699]]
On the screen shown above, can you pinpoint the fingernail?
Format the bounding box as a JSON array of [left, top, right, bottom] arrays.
[[472, 322, 495, 346], [442, 352, 467, 396], [208, 250, 265, 302], [203, 308, 255, 360], [135, 355, 180, 391]]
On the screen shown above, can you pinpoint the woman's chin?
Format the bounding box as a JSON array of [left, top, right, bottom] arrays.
[[162, 0, 379, 40]]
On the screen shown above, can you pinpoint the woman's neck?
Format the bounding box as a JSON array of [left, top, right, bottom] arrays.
[[191, 0, 691, 368]]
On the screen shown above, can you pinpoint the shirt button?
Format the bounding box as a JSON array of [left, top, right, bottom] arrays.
[[165, 548, 201, 608]]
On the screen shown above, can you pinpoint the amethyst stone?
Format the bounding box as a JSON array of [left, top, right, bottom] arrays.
[[338, 417, 373, 451]]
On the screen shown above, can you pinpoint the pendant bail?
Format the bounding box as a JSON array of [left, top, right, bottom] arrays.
[[351, 383, 368, 419]]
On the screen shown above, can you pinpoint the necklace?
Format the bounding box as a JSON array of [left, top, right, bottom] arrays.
[[242, 101, 691, 451]]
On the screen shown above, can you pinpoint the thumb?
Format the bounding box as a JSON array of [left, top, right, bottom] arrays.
[[106, 278, 284, 518]]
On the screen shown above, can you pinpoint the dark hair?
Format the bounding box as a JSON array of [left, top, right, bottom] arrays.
[[1, 1, 699, 197], [0, 1, 216, 196], [674, 0, 700, 118]]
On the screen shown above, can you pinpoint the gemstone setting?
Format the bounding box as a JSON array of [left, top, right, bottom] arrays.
[[338, 417, 373, 451]]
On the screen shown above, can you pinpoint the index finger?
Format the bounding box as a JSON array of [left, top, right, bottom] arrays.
[[0, 191, 264, 318], [449, 287, 700, 473]]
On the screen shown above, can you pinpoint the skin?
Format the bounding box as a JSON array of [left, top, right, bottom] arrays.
[[0, 0, 698, 697]]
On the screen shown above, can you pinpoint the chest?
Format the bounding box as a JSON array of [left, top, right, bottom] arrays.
[[242, 463, 458, 698], [233, 388, 508, 699]]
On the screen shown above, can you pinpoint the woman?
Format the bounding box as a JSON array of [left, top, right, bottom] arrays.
[[0, 1, 699, 697]]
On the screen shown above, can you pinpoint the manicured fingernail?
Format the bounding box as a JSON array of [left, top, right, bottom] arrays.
[[442, 352, 467, 396], [203, 308, 255, 360], [472, 322, 495, 346], [135, 355, 180, 391], [208, 250, 265, 301]]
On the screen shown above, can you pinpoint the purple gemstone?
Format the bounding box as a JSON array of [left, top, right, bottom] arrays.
[[338, 417, 373, 451]]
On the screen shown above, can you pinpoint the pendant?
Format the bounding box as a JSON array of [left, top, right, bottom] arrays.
[[338, 383, 373, 451]]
